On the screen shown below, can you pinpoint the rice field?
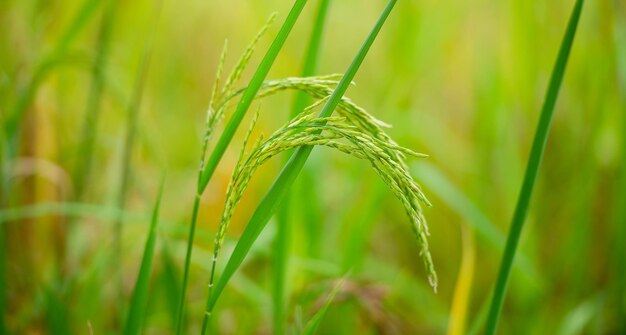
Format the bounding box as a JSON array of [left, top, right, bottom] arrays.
[[1, 0, 624, 334]]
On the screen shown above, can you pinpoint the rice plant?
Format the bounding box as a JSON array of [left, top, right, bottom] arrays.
[[207, 99, 437, 295], [4, 0, 623, 333]]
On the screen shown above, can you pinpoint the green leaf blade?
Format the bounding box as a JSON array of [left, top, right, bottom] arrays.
[[123, 181, 165, 335], [484, 0, 584, 333]]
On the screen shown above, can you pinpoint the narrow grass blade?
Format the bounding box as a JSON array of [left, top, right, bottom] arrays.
[[114, 0, 162, 325], [197, 0, 308, 192], [484, 0, 583, 333], [302, 278, 345, 335], [205, 0, 398, 316], [43, 286, 71, 335], [74, 0, 118, 200], [274, 1, 331, 333], [159, 242, 181, 329], [123, 180, 164, 335]]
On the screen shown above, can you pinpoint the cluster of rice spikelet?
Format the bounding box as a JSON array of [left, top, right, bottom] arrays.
[[201, 15, 438, 294], [213, 96, 437, 291]]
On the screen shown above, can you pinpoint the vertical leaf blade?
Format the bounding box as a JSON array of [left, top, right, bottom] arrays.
[[484, 0, 584, 333], [123, 181, 165, 335]]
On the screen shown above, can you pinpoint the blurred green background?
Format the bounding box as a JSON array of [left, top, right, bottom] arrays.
[[1, 0, 625, 333]]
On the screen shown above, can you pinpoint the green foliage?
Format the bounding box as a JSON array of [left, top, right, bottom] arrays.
[[3, 0, 623, 333], [123, 180, 164, 335]]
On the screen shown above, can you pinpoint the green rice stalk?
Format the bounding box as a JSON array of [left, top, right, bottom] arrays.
[[122, 180, 164, 335], [484, 0, 583, 333], [173, 37, 228, 335], [203, 1, 435, 321], [204, 110, 261, 333], [174, 14, 278, 334]]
